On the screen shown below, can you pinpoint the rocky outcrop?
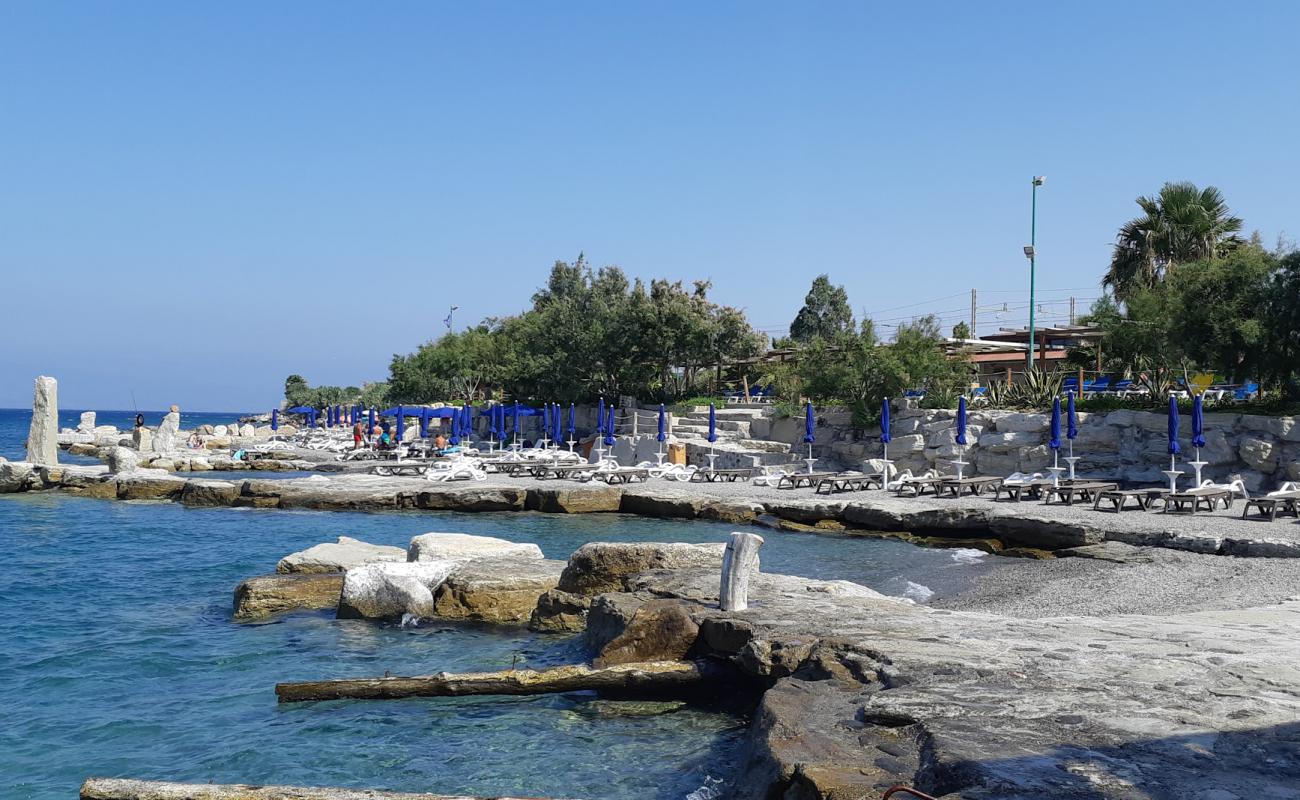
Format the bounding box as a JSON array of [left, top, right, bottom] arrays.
[[131, 427, 152, 452], [26, 376, 58, 466], [432, 557, 565, 624], [178, 479, 241, 507], [0, 459, 35, 493], [593, 599, 701, 666], [407, 532, 542, 562], [115, 472, 187, 500], [524, 486, 623, 513], [557, 541, 730, 595], [233, 573, 345, 620], [106, 447, 139, 473], [528, 589, 592, 632], [276, 536, 407, 574], [619, 492, 705, 518], [398, 487, 526, 512]]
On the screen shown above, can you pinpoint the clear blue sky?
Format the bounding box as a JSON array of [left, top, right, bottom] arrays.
[[2, 1, 1296, 411]]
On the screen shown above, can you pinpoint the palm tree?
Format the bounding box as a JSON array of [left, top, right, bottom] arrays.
[[1103, 182, 1243, 301]]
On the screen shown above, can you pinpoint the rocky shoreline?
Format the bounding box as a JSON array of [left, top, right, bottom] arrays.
[[223, 528, 1300, 799], [7, 462, 1300, 559]]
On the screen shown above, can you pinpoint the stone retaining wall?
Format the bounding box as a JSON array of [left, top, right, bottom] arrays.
[[763, 403, 1300, 491]]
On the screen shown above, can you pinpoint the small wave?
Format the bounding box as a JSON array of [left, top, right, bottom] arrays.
[[902, 581, 934, 603], [685, 776, 725, 800], [399, 613, 422, 628], [949, 548, 987, 564]]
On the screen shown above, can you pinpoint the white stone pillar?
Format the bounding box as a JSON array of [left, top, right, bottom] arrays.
[[26, 376, 59, 466], [720, 531, 764, 612]]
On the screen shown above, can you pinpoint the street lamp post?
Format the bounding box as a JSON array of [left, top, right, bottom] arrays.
[[1024, 176, 1045, 368]]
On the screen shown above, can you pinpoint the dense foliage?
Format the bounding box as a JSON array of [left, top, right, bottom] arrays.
[[1078, 240, 1300, 398], [283, 375, 388, 409], [788, 274, 855, 344], [384, 256, 766, 404]]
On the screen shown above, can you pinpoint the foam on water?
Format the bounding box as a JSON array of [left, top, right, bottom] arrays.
[[903, 581, 935, 602], [949, 548, 988, 564]]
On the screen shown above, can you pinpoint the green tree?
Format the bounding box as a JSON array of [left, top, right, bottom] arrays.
[[789, 275, 855, 343], [1264, 250, 1300, 396], [284, 375, 311, 406], [1104, 182, 1243, 301], [951, 321, 971, 340], [1163, 246, 1273, 382]]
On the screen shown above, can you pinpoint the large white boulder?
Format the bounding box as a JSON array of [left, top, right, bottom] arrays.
[[407, 532, 543, 562], [152, 411, 180, 453], [77, 411, 96, 433], [0, 459, 35, 493], [277, 536, 407, 574], [106, 447, 140, 473], [337, 560, 461, 619]]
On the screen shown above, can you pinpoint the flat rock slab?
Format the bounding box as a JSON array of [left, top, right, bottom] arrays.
[[277, 536, 407, 574], [557, 541, 730, 595], [1058, 541, 1157, 563], [408, 532, 543, 563], [630, 570, 1300, 799], [433, 557, 566, 624], [233, 573, 344, 621]]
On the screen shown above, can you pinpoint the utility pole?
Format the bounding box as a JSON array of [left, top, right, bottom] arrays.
[[1069, 296, 1076, 326], [1024, 176, 1046, 368], [969, 289, 977, 338]]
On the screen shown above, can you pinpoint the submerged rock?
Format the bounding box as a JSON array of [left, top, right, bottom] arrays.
[[277, 536, 407, 574]]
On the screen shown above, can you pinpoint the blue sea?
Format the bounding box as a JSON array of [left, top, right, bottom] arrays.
[[0, 408, 991, 799]]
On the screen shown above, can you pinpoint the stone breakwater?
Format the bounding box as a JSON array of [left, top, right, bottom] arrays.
[[6, 463, 1300, 559]]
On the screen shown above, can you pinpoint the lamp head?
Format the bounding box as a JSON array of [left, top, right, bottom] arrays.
[[1032, 176, 1046, 186], [1023, 245, 1036, 259]]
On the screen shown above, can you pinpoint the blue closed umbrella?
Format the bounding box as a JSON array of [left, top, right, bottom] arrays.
[[803, 402, 815, 443], [1067, 393, 1078, 440], [395, 406, 405, 443], [553, 403, 563, 444], [567, 404, 576, 440], [604, 406, 615, 446], [707, 403, 718, 444], [309, 408, 317, 428], [596, 398, 605, 436], [419, 409, 429, 438], [1167, 395, 1181, 456], [270, 408, 279, 431], [1049, 398, 1062, 451], [368, 407, 375, 432], [463, 405, 473, 442], [657, 404, 666, 443], [334, 405, 341, 427], [880, 398, 891, 444], [1191, 395, 1206, 449], [955, 397, 967, 446]]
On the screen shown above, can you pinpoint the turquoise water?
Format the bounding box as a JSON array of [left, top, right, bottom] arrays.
[[1, 409, 992, 798]]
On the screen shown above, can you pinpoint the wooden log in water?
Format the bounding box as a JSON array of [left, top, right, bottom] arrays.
[[276, 659, 730, 703], [80, 777, 571, 800]]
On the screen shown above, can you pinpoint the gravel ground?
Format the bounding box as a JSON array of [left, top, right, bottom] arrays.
[[932, 546, 1300, 617]]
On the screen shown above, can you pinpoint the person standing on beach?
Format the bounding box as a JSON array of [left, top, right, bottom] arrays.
[[352, 419, 364, 450]]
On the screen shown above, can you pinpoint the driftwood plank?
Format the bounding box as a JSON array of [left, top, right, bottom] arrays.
[[80, 777, 573, 800], [276, 659, 728, 703]]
